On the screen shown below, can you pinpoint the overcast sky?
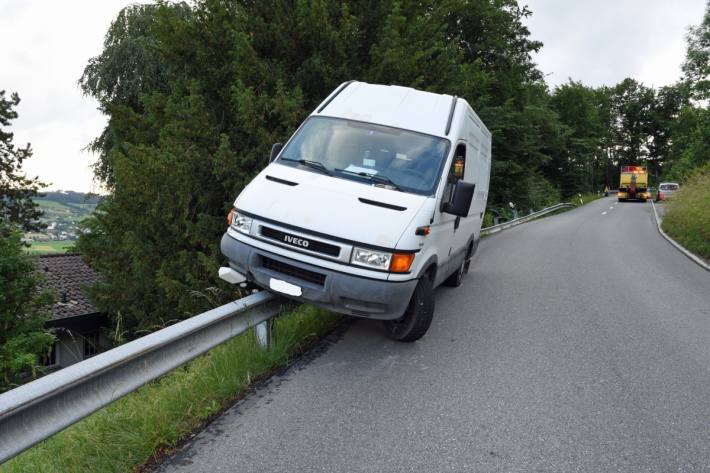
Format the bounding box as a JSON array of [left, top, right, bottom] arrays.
[[524, 0, 707, 88], [0, 0, 707, 193]]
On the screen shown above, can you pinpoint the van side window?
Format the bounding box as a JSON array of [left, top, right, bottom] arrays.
[[443, 144, 466, 203]]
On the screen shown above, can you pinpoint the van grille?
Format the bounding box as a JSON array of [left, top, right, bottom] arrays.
[[262, 257, 326, 286], [260, 226, 340, 257]]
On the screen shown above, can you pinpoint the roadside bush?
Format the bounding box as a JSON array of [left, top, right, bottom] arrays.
[[0, 223, 55, 392], [662, 163, 710, 259]]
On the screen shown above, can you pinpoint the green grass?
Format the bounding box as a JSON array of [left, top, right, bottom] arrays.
[[34, 199, 71, 210], [34, 198, 93, 224], [661, 167, 710, 259], [482, 192, 603, 228], [570, 192, 604, 207], [24, 240, 75, 254], [3, 305, 340, 472]]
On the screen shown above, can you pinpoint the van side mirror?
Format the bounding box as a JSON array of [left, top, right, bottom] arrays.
[[442, 180, 475, 217], [269, 143, 283, 163]]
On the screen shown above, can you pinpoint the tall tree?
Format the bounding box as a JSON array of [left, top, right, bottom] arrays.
[[0, 223, 55, 392], [0, 91, 53, 391], [646, 85, 684, 182], [607, 79, 655, 166], [666, 0, 710, 178], [682, 0, 710, 100], [78, 0, 555, 336], [0, 90, 44, 231], [550, 80, 605, 194]]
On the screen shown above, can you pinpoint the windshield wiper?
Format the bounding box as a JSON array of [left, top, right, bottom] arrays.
[[281, 158, 333, 176], [335, 168, 402, 191]]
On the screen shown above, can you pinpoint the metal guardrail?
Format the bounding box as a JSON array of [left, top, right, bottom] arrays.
[[0, 290, 282, 464], [481, 202, 573, 236]]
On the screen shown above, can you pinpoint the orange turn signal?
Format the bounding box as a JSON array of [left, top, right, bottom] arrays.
[[227, 210, 235, 226], [390, 253, 415, 273], [415, 226, 431, 236]]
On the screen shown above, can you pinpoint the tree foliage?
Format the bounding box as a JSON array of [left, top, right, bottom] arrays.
[[77, 0, 710, 336], [0, 224, 55, 392], [0, 91, 54, 391], [683, 0, 710, 100], [1, 90, 44, 231], [77, 0, 552, 336]]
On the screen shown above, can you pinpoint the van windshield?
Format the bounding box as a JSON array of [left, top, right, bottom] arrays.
[[278, 117, 450, 195]]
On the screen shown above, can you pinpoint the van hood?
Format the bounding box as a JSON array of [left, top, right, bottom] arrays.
[[235, 163, 431, 249]]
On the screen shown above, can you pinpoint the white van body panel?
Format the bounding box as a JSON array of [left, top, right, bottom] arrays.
[[321, 83, 455, 138], [236, 164, 428, 251], [222, 81, 491, 319]]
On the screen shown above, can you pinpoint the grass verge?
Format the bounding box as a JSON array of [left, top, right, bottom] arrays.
[[482, 192, 603, 229], [570, 192, 604, 208], [661, 167, 710, 259], [24, 240, 75, 254], [3, 304, 340, 472]]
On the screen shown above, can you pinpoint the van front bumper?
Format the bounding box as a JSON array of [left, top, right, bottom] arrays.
[[220, 233, 417, 320]]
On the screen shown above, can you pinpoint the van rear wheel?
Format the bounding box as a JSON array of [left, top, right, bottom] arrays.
[[382, 277, 434, 342]]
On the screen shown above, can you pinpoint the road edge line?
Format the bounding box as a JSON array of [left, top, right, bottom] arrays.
[[650, 200, 710, 272]]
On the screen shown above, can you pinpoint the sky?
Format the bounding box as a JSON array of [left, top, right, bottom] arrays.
[[523, 0, 707, 88], [0, 0, 707, 193], [0, 1, 149, 194]]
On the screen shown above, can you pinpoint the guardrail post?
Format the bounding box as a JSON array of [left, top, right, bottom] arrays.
[[255, 320, 271, 349]]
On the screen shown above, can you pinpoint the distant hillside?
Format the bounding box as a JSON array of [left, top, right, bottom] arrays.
[[35, 191, 100, 224], [41, 190, 102, 206], [24, 191, 102, 254]]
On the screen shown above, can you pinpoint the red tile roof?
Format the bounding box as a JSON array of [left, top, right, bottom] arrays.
[[37, 253, 101, 320]]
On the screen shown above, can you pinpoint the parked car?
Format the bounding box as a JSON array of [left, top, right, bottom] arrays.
[[656, 182, 680, 201], [219, 81, 492, 342]]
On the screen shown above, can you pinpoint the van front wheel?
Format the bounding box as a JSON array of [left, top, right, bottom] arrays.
[[382, 277, 434, 342]]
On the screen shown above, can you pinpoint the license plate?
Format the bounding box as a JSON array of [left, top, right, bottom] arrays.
[[269, 278, 302, 296]]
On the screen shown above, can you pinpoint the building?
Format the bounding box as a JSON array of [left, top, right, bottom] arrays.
[[37, 254, 110, 368]]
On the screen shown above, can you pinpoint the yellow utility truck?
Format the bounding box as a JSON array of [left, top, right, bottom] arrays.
[[618, 165, 650, 202]]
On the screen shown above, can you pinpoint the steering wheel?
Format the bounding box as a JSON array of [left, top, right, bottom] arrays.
[[397, 168, 429, 185]]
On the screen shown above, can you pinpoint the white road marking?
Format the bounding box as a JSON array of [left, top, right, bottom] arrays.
[[602, 211, 608, 215], [609, 206, 614, 209]]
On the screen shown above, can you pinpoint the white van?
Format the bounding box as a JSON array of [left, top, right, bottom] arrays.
[[220, 81, 491, 341]]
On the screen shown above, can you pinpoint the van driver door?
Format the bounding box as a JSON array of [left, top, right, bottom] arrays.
[[439, 143, 470, 276]]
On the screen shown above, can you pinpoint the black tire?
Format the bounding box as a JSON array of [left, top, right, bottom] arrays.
[[444, 256, 467, 287], [444, 240, 477, 287], [382, 277, 434, 342]]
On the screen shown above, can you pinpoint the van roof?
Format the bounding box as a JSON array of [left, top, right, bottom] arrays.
[[314, 81, 459, 138]]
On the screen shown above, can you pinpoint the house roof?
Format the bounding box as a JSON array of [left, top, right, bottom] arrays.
[[37, 253, 101, 320]]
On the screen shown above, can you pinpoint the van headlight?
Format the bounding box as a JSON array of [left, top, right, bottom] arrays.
[[351, 247, 391, 270], [350, 247, 415, 273], [232, 212, 252, 234]]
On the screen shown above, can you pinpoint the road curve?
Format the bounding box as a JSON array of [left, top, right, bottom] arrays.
[[158, 197, 710, 472]]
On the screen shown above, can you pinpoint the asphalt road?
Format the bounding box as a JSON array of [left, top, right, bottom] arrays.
[[158, 197, 710, 472]]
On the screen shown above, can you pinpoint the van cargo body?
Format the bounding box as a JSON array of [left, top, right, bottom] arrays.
[[220, 81, 492, 341]]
